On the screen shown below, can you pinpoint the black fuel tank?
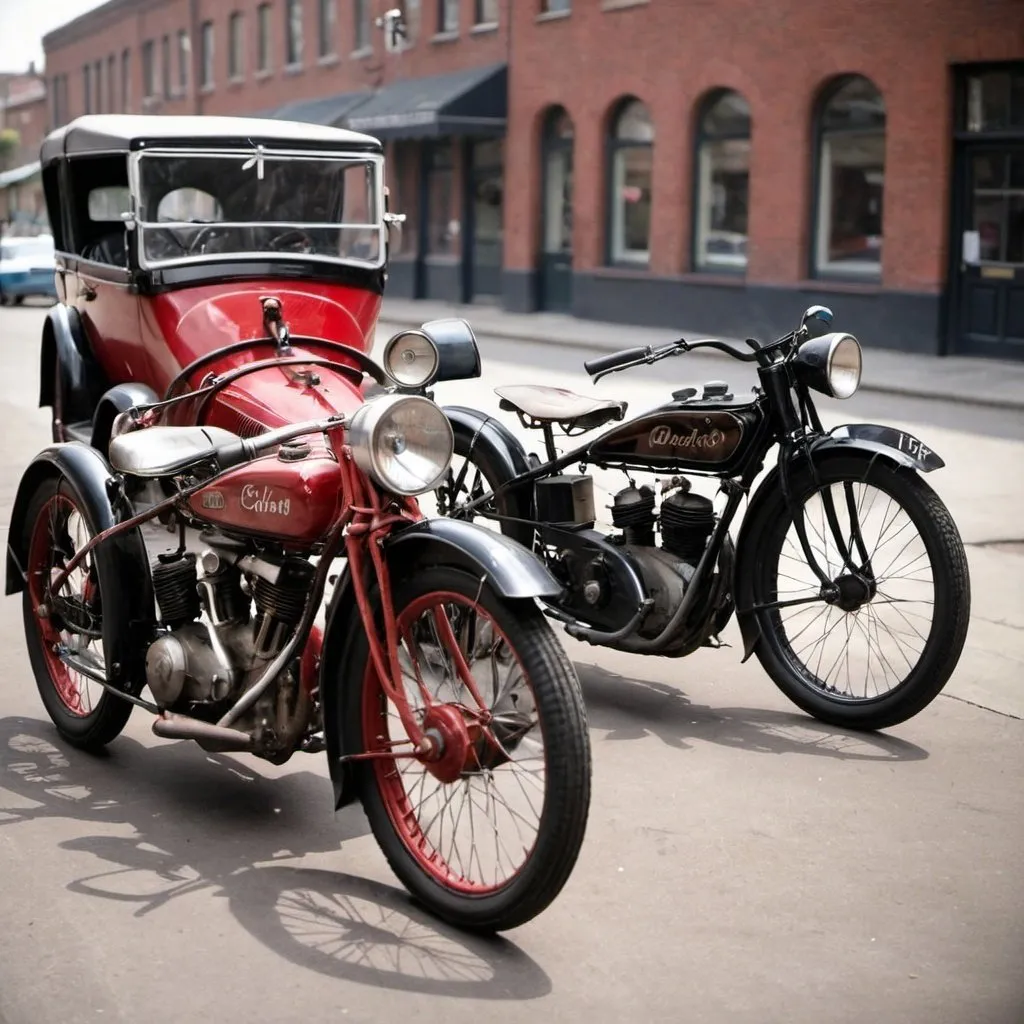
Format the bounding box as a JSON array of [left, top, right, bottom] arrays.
[[586, 399, 765, 476]]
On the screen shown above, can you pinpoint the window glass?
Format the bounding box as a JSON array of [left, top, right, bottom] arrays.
[[608, 100, 653, 264]]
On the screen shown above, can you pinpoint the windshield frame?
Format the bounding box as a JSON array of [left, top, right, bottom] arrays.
[[127, 146, 387, 273]]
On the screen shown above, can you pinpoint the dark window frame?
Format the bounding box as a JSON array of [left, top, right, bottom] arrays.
[[604, 95, 655, 267]]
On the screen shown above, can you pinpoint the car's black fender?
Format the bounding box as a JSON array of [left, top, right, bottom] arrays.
[[5, 442, 155, 693], [38, 304, 110, 430], [732, 428, 944, 662], [318, 517, 565, 809], [90, 382, 160, 456]]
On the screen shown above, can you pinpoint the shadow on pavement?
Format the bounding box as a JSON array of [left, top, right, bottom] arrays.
[[576, 663, 929, 762], [0, 716, 552, 999]]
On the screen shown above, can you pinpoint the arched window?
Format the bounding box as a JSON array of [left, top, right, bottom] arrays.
[[694, 89, 750, 271], [607, 99, 654, 265], [813, 75, 886, 277]]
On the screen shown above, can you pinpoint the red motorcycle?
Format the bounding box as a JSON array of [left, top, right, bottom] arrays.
[[5, 114, 592, 932]]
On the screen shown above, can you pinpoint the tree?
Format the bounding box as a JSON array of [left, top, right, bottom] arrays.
[[0, 128, 21, 171]]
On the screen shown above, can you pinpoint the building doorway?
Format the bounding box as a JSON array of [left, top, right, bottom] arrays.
[[466, 138, 504, 301], [951, 64, 1024, 360], [540, 107, 574, 311]]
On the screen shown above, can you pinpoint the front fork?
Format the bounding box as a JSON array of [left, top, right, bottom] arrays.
[[777, 437, 876, 596], [340, 452, 496, 763]]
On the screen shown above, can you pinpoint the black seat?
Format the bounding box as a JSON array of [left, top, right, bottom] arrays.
[[495, 385, 627, 432]]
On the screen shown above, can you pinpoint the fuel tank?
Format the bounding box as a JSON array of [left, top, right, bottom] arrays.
[[188, 439, 341, 545], [587, 394, 766, 476]]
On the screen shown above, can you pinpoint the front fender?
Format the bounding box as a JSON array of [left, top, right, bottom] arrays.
[[39, 304, 109, 423], [318, 517, 564, 809], [815, 423, 944, 472]]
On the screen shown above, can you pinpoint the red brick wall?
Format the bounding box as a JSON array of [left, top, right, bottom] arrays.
[[506, 0, 1024, 294], [44, 0, 509, 121]]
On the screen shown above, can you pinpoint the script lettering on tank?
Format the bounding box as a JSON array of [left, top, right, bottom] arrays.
[[648, 425, 726, 450], [240, 484, 291, 516]]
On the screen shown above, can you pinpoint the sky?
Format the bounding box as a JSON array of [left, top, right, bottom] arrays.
[[0, 0, 106, 73]]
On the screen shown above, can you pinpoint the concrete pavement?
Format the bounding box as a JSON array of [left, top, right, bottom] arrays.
[[378, 297, 1024, 411], [0, 304, 1022, 1024]]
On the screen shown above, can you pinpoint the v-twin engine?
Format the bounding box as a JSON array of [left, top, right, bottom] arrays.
[[143, 536, 316, 757]]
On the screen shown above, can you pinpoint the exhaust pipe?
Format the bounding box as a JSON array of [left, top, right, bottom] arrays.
[[152, 713, 253, 752]]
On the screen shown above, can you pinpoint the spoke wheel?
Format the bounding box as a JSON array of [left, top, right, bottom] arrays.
[[21, 476, 133, 748], [346, 566, 591, 932], [751, 455, 970, 731]]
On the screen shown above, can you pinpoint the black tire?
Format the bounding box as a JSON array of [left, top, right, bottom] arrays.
[[437, 428, 536, 549], [342, 566, 591, 932], [13, 294, 24, 306], [749, 454, 970, 731], [20, 474, 134, 749]]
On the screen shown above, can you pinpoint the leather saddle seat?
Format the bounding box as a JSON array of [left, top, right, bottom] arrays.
[[108, 425, 241, 478], [494, 385, 628, 432]]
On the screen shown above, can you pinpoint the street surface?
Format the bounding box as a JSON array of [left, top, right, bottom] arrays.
[[0, 301, 1022, 1024]]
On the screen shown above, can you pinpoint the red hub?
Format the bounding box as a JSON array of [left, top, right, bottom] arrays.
[[420, 704, 481, 784]]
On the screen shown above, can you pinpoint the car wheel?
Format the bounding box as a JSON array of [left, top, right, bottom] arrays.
[[12, 295, 24, 306]]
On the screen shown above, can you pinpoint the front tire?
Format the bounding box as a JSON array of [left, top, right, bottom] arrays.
[[343, 566, 591, 932], [749, 454, 970, 731]]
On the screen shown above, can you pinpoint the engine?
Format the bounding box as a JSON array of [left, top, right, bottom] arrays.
[[143, 534, 317, 759], [608, 478, 717, 638]]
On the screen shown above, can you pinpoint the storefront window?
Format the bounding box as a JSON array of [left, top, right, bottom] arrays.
[[607, 98, 653, 265], [813, 76, 885, 277], [694, 89, 750, 271], [426, 142, 456, 257], [964, 68, 1024, 133]]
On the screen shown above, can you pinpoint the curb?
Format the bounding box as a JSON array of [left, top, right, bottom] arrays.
[[376, 315, 1024, 413]]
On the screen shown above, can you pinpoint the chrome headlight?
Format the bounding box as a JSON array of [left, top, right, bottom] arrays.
[[792, 332, 862, 399], [382, 329, 439, 388], [347, 394, 454, 496]]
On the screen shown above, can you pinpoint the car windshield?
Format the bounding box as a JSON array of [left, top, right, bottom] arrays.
[[134, 149, 384, 268], [0, 238, 54, 262]]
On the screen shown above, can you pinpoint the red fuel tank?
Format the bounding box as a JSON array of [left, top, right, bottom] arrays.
[[188, 440, 341, 545]]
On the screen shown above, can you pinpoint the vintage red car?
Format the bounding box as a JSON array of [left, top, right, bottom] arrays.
[[5, 114, 593, 933]]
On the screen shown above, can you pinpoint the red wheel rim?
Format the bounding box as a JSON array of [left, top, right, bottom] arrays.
[[27, 493, 103, 717], [363, 590, 546, 895]]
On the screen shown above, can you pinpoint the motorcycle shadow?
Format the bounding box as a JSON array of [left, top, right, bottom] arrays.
[[0, 716, 551, 999], [574, 663, 929, 762]]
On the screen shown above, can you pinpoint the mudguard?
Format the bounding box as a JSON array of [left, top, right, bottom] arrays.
[[38, 304, 109, 426], [732, 426, 944, 662], [90, 382, 160, 454], [5, 443, 156, 693], [443, 404, 537, 546], [319, 517, 565, 809]]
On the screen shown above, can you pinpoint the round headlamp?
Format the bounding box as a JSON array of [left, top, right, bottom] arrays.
[[382, 329, 440, 389], [347, 394, 454, 496], [793, 332, 862, 400]]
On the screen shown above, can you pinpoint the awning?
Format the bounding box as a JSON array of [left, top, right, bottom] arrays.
[[266, 90, 371, 126], [343, 64, 507, 140], [0, 160, 40, 189]]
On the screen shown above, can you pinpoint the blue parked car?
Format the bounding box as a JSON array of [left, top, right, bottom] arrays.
[[0, 234, 57, 305]]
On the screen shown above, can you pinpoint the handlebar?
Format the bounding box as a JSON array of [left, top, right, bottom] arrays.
[[583, 346, 652, 376], [215, 414, 345, 470]]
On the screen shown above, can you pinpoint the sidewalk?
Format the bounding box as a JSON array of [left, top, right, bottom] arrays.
[[377, 297, 1024, 411]]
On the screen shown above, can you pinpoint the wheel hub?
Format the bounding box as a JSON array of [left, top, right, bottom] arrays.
[[830, 572, 876, 612], [420, 704, 478, 784]]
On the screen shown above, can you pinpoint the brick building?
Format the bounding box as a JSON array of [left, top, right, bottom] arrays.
[[0, 67, 50, 234], [42, 0, 1024, 360]]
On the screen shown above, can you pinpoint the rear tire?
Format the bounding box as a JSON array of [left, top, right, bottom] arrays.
[[21, 474, 134, 749], [343, 566, 591, 932]]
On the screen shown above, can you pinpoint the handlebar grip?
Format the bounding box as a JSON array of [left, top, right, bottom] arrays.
[[215, 439, 251, 470], [584, 346, 649, 376]]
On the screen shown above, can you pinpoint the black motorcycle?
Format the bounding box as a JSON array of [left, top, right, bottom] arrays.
[[383, 305, 970, 732]]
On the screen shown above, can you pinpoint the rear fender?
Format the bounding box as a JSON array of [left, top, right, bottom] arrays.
[[319, 517, 564, 809], [39, 304, 109, 425], [5, 442, 156, 693], [732, 430, 943, 662]]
